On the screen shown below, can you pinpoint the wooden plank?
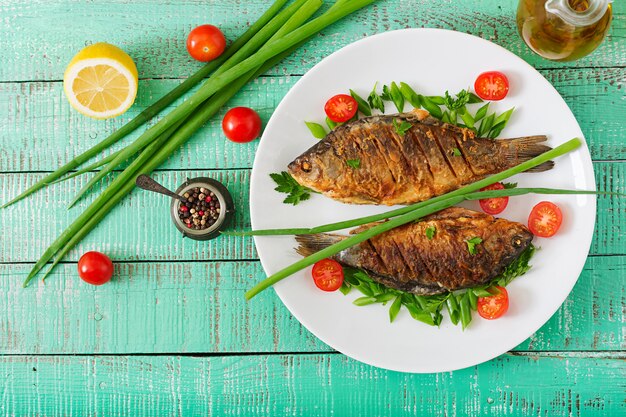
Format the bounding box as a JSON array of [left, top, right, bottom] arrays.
[[0, 256, 622, 354], [0, 162, 624, 263], [0, 0, 624, 84], [0, 353, 623, 416], [0, 68, 624, 174]]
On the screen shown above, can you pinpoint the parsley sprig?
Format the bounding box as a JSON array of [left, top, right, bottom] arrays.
[[269, 171, 315, 205]]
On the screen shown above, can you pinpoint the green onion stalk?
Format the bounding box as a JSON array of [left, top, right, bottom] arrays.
[[67, 0, 322, 208], [1, 0, 290, 209], [24, 0, 379, 286], [230, 138, 583, 237], [244, 138, 584, 299], [67, 0, 378, 207]]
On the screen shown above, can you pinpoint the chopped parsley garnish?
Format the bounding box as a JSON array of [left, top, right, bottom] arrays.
[[425, 226, 436, 240], [452, 147, 462, 157], [381, 84, 392, 101], [503, 182, 518, 189], [392, 118, 412, 136], [443, 89, 471, 111], [346, 159, 361, 169], [367, 82, 385, 113], [465, 236, 483, 255]]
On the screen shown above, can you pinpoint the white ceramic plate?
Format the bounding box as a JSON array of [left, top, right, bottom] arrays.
[[250, 29, 596, 373]]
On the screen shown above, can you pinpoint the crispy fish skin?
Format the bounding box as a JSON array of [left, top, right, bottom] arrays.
[[288, 110, 553, 205], [295, 207, 533, 295]]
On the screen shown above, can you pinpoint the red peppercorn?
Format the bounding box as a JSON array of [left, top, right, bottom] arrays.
[[180, 205, 189, 212], [198, 210, 204, 216], [205, 196, 212, 203]]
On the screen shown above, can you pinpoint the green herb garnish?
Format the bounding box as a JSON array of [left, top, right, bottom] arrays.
[[389, 81, 405, 112], [503, 182, 517, 189], [346, 159, 361, 169], [339, 244, 536, 328], [443, 89, 471, 111], [325, 117, 338, 131], [304, 121, 328, 139], [452, 147, 462, 157], [465, 236, 483, 255], [367, 82, 385, 113], [425, 226, 436, 240], [350, 89, 372, 116], [393, 118, 412, 136], [399, 82, 421, 108], [381, 84, 392, 101], [270, 171, 314, 206]]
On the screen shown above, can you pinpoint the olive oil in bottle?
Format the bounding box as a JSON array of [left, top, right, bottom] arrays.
[[517, 0, 612, 61]]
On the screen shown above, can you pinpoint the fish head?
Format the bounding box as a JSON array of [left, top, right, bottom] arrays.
[[288, 154, 324, 189], [484, 220, 534, 262], [288, 141, 338, 191]]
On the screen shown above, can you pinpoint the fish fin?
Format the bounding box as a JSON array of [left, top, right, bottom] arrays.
[[295, 234, 344, 257], [501, 135, 554, 172]]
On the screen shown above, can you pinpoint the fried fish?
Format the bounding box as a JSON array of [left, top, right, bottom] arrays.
[[295, 207, 533, 295], [289, 109, 553, 205]]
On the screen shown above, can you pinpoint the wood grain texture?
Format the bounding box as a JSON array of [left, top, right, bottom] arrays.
[[0, 162, 624, 264], [0, 68, 624, 174], [0, 354, 624, 416], [0, 0, 624, 84], [0, 256, 623, 355], [0, 0, 624, 412]]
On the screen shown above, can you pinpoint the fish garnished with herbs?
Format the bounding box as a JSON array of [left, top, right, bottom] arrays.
[[295, 207, 534, 295], [288, 109, 553, 206]]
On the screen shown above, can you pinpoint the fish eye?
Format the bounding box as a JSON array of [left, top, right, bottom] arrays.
[[511, 235, 524, 247], [301, 160, 312, 173]]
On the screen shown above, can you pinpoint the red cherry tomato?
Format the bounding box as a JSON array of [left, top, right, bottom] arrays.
[[186, 24, 226, 62], [477, 286, 509, 320], [222, 107, 262, 143], [474, 71, 509, 101], [479, 182, 509, 215], [324, 94, 358, 123], [311, 259, 344, 292], [77, 251, 113, 285], [528, 201, 563, 238]]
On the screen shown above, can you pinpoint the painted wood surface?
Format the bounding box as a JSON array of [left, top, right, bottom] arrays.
[[0, 0, 624, 85], [0, 256, 623, 354], [0, 354, 624, 416], [0, 0, 624, 415]]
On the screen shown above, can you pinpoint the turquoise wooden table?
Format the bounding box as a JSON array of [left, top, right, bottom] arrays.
[[0, 0, 624, 415]]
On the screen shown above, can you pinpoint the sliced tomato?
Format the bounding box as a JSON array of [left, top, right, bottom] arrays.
[[324, 94, 358, 123], [311, 259, 344, 292], [528, 201, 563, 238], [474, 71, 509, 101], [479, 182, 509, 215], [477, 286, 509, 320]]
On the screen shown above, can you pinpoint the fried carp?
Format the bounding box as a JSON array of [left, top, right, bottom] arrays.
[[295, 207, 533, 295], [289, 110, 553, 205]]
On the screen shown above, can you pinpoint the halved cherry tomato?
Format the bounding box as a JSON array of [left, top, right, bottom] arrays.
[[479, 182, 509, 215], [78, 251, 114, 286], [528, 201, 563, 237], [477, 286, 509, 320], [324, 94, 358, 123], [222, 107, 262, 143], [474, 71, 509, 101], [186, 24, 227, 62], [311, 259, 344, 292]]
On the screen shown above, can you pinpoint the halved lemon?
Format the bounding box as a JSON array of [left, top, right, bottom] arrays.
[[63, 42, 138, 119]]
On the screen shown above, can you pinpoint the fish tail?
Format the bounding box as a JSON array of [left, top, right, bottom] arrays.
[[502, 135, 554, 172], [295, 233, 345, 257]]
